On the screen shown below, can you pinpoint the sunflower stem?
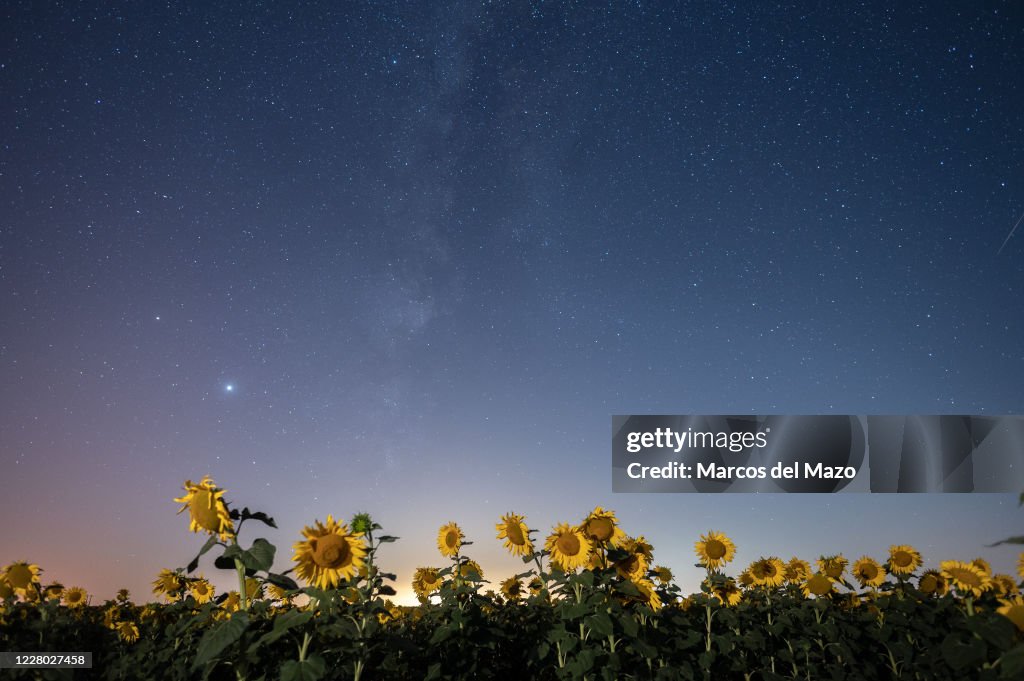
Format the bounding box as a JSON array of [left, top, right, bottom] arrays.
[[233, 556, 249, 611]]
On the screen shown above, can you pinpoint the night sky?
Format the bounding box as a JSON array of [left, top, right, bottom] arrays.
[[3, 1, 1024, 605]]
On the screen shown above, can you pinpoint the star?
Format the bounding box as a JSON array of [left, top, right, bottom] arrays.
[[225, 384, 234, 393]]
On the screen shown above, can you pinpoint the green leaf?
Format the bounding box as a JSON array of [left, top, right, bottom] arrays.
[[999, 643, 1024, 679], [243, 509, 278, 529], [265, 572, 300, 591], [586, 612, 614, 638], [187, 535, 221, 573], [242, 538, 276, 572], [377, 535, 399, 543], [248, 609, 314, 654], [429, 625, 453, 645], [193, 611, 249, 669], [379, 585, 396, 596], [619, 613, 638, 638], [280, 654, 326, 681], [940, 634, 985, 671]]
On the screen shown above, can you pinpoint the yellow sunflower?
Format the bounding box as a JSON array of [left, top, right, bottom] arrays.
[[817, 555, 848, 582], [496, 513, 534, 557], [630, 578, 662, 610], [63, 587, 88, 608], [940, 560, 990, 598], [456, 560, 484, 581], [245, 577, 263, 601], [267, 583, 292, 602], [887, 545, 922, 576], [785, 558, 812, 584], [801, 573, 834, 598], [116, 589, 131, 603], [174, 476, 234, 541], [917, 570, 947, 596], [852, 557, 886, 588], [971, 557, 993, 576], [412, 567, 442, 598], [221, 591, 241, 612], [437, 522, 464, 558], [103, 605, 122, 629], [711, 578, 743, 606], [992, 574, 1019, 597], [528, 576, 543, 596], [749, 557, 786, 588], [738, 569, 755, 588], [997, 596, 1024, 633], [189, 578, 215, 604], [116, 620, 140, 643], [152, 569, 183, 601], [0, 579, 13, 600], [3, 562, 41, 595], [613, 536, 652, 580], [292, 515, 368, 589], [695, 531, 736, 570], [545, 523, 593, 571], [653, 566, 673, 585], [581, 506, 627, 546], [43, 583, 64, 601], [500, 576, 524, 601]]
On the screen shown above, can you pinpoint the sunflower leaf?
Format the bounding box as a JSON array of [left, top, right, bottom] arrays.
[[243, 510, 278, 529], [247, 609, 314, 654], [378, 585, 396, 596], [265, 572, 300, 591], [280, 654, 326, 681], [193, 611, 249, 669], [377, 535, 399, 543], [187, 536, 220, 573], [379, 572, 397, 581], [240, 538, 276, 573]]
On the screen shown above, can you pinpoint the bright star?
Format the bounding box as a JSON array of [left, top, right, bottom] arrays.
[[225, 384, 234, 393]]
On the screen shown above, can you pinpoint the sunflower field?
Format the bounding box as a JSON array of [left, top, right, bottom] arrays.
[[3, 478, 1024, 680]]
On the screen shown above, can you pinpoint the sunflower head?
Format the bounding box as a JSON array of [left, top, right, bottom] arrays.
[[63, 586, 88, 608], [992, 574, 1019, 597], [456, 560, 484, 582], [152, 569, 184, 601], [43, 583, 64, 601], [653, 566, 674, 585], [711, 578, 743, 606], [0, 579, 13, 600], [695, 531, 736, 570], [749, 557, 786, 589], [581, 507, 626, 545], [545, 522, 593, 572], [292, 515, 369, 589], [496, 513, 534, 557], [785, 558, 811, 584], [190, 578, 215, 604], [437, 522, 464, 559], [629, 578, 663, 610], [3, 562, 41, 594], [116, 589, 131, 603], [528, 576, 544, 596], [801, 573, 834, 598], [350, 512, 374, 534], [117, 620, 140, 643], [412, 567, 442, 599], [997, 596, 1024, 633], [940, 560, 991, 598], [887, 545, 922, 576], [174, 476, 235, 541], [817, 555, 848, 582], [501, 576, 524, 601], [612, 536, 652, 580], [853, 557, 887, 588], [917, 570, 947, 596]]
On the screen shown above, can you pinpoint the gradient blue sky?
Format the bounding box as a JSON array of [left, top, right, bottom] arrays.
[[2, 1, 1023, 605]]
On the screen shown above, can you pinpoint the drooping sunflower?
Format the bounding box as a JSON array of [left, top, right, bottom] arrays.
[[917, 570, 947, 596], [545, 522, 593, 571], [630, 578, 663, 610], [189, 578, 215, 604], [711, 578, 743, 606], [887, 545, 922, 576], [749, 557, 786, 589], [613, 536, 652, 580], [221, 591, 242, 612], [437, 522, 464, 559], [174, 476, 234, 541], [500, 576, 524, 601], [992, 574, 1020, 597], [43, 583, 64, 601], [997, 596, 1024, 633], [817, 555, 848, 582], [801, 573, 834, 598], [456, 560, 484, 582], [785, 558, 812, 584], [852, 557, 886, 588], [412, 567, 442, 599], [116, 620, 140, 643], [580, 507, 627, 546], [63, 587, 88, 608], [652, 566, 673, 585], [971, 557, 993, 577], [528, 576, 543, 596], [103, 605, 122, 629], [292, 515, 368, 589], [116, 589, 131, 603], [940, 560, 991, 598], [737, 569, 755, 588], [3, 562, 41, 595], [245, 577, 263, 601], [695, 531, 736, 570], [496, 513, 534, 557], [152, 569, 183, 601]]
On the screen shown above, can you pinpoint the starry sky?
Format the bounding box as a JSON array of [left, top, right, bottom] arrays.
[[2, 1, 1023, 605]]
